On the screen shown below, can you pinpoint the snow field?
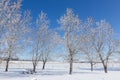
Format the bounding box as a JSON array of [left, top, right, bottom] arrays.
[[0, 61, 120, 80]]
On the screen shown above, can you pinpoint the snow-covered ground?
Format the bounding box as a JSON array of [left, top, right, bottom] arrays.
[[0, 61, 120, 80]]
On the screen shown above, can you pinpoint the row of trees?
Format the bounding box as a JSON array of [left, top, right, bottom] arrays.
[[58, 9, 119, 74], [0, 0, 120, 74]]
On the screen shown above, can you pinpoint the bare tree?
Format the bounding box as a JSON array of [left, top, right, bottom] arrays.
[[92, 20, 115, 73], [1, 0, 21, 72], [0, 0, 31, 72], [80, 18, 97, 71], [40, 29, 54, 70], [58, 8, 81, 74], [0, 0, 22, 59], [31, 11, 52, 72], [36, 11, 56, 70]]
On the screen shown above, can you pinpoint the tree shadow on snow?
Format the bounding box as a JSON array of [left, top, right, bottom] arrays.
[[79, 67, 120, 71], [38, 69, 68, 75]]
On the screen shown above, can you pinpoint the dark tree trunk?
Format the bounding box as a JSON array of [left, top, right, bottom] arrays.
[[102, 60, 108, 73], [33, 64, 36, 73], [42, 61, 46, 70], [5, 58, 10, 72], [103, 62, 108, 73], [90, 62, 93, 71], [69, 57, 73, 74], [103, 65, 107, 73], [98, 53, 108, 73]]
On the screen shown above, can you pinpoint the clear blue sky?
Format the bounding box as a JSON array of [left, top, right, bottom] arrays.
[[21, 0, 120, 59], [22, 0, 120, 34]]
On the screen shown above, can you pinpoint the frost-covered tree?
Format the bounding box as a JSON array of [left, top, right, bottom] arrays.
[[0, 0, 21, 58], [92, 20, 115, 73], [4, 11, 31, 72], [0, 0, 21, 72], [80, 18, 97, 71], [38, 12, 56, 70], [40, 28, 54, 70], [0, 0, 31, 72], [58, 8, 81, 74], [32, 11, 55, 72]]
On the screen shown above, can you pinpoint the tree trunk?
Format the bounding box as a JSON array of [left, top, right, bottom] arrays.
[[42, 61, 46, 70], [103, 65, 107, 73], [33, 64, 36, 73], [90, 62, 93, 71], [102, 60, 108, 73], [69, 57, 73, 74], [5, 58, 10, 72], [98, 53, 108, 73]]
